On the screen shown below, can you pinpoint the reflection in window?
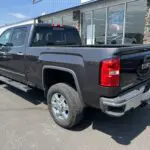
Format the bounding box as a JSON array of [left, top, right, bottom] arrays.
[[93, 8, 106, 45], [126, 0, 146, 44], [81, 12, 93, 45], [0, 29, 12, 45], [11, 28, 27, 46], [107, 4, 125, 44], [31, 27, 81, 47]]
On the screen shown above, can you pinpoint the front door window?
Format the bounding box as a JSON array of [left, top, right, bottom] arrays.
[[0, 29, 12, 46]]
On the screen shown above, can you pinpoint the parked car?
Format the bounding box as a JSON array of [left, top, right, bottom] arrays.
[[107, 34, 137, 44], [0, 23, 150, 129], [95, 34, 137, 45]]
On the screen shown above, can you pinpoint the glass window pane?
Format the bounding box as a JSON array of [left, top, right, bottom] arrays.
[[126, 0, 146, 44], [31, 27, 81, 47], [107, 4, 125, 44], [0, 29, 12, 45], [93, 8, 106, 45], [81, 12, 93, 45], [11, 28, 27, 46]]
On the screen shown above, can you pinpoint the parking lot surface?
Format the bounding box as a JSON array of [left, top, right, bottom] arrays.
[[0, 84, 150, 150]]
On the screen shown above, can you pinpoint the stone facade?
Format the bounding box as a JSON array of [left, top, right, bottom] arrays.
[[144, 3, 150, 44]]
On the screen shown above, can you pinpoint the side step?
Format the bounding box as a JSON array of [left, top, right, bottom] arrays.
[[0, 76, 32, 92]]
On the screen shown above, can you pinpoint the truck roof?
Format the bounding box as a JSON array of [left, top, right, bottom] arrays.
[[5, 23, 77, 31], [34, 23, 76, 29]]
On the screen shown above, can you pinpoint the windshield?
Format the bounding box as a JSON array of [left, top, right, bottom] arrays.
[[31, 26, 81, 47]]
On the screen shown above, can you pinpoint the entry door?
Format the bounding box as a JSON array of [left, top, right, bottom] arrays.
[[0, 29, 13, 77], [7, 27, 27, 83]]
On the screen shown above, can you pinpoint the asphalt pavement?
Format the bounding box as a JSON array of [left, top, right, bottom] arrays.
[[0, 83, 150, 150]]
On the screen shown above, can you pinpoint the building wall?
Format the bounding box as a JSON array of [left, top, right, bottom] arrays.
[[39, 0, 147, 45], [39, 9, 80, 32], [81, 0, 147, 45]]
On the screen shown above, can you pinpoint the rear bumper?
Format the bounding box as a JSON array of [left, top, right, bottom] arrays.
[[100, 85, 150, 117]]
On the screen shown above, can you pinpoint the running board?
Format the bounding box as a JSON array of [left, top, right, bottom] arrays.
[[0, 76, 32, 92]]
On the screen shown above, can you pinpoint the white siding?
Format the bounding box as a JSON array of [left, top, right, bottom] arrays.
[[81, 0, 94, 4]]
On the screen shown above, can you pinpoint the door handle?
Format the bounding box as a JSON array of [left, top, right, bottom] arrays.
[[0, 52, 6, 55], [0, 52, 8, 57], [16, 52, 24, 56], [0, 52, 11, 60]]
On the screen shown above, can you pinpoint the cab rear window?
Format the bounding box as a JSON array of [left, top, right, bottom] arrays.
[[30, 26, 81, 47]]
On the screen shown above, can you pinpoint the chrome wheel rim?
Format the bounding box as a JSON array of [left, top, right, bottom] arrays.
[[51, 93, 69, 121]]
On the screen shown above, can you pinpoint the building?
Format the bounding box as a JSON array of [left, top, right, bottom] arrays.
[[0, 0, 80, 35], [38, 0, 149, 45], [0, 0, 149, 45]]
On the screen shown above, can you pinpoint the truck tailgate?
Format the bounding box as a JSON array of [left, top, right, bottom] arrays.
[[118, 46, 150, 90]]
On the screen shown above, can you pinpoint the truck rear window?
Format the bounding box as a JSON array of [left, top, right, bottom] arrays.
[[30, 26, 81, 47]]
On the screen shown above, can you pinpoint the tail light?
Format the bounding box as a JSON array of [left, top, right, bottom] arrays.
[[100, 58, 120, 87]]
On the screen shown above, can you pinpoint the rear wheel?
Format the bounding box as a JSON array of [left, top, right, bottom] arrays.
[[47, 83, 84, 129]]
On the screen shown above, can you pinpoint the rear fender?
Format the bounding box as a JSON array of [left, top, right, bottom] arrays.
[[42, 65, 84, 105]]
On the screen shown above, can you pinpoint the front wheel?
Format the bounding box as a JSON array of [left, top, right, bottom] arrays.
[[47, 83, 84, 129]]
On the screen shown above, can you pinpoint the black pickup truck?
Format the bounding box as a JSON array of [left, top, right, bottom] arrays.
[[0, 23, 150, 129]]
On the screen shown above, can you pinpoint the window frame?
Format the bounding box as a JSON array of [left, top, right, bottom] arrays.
[[107, 4, 125, 45]]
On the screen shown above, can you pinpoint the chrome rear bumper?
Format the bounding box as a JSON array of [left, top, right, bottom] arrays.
[[100, 85, 150, 117]]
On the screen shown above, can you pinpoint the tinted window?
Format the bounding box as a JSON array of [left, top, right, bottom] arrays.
[[93, 8, 106, 45], [126, 0, 146, 44], [107, 4, 125, 44], [31, 27, 81, 47], [81, 12, 93, 45], [0, 29, 12, 45], [11, 28, 27, 46]]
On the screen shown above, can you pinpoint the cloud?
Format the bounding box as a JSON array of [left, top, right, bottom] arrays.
[[9, 13, 28, 19]]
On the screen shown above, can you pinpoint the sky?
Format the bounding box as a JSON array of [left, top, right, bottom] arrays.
[[0, 0, 80, 25]]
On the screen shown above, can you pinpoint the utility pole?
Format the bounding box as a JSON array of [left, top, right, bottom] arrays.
[[32, 0, 43, 4], [32, 0, 43, 24]]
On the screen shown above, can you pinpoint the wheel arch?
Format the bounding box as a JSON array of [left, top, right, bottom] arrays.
[[42, 65, 84, 104]]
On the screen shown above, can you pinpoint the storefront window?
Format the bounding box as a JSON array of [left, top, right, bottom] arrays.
[[81, 12, 93, 45], [107, 4, 125, 44], [93, 8, 106, 45], [126, 0, 146, 44]]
